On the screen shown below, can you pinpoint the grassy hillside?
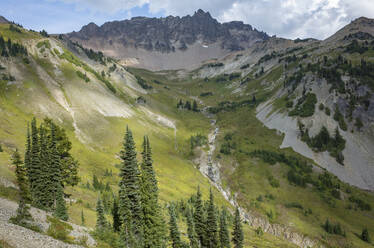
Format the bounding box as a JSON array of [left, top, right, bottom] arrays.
[[0, 24, 298, 247]]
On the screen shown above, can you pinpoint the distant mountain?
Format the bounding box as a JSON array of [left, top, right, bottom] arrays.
[[67, 9, 269, 70], [0, 16, 9, 24]]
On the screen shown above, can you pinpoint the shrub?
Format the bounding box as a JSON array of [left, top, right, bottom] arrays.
[[285, 202, 303, 209], [289, 93, 317, 117], [46, 216, 74, 243]]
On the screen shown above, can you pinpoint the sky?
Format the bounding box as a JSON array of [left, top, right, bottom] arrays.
[[0, 0, 373, 40]]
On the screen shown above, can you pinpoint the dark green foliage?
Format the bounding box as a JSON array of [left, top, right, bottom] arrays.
[[190, 134, 208, 150], [92, 174, 105, 191], [220, 133, 236, 155], [345, 40, 368, 54], [76, 70, 90, 82], [301, 125, 346, 164], [118, 127, 142, 241], [207, 62, 224, 68], [11, 150, 33, 225], [285, 202, 303, 209], [219, 209, 231, 248], [135, 75, 153, 90], [0, 35, 28, 57], [323, 219, 345, 236], [361, 228, 371, 243], [214, 73, 241, 83], [186, 208, 199, 248], [208, 99, 255, 114], [0, 144, 2, 152], [249, 150, 312, 187], [333, 107, 347, 131], [112, 197, 120, 232], [47, 216, 73, 243], [206, 189, 219, 248], [184, 101, 192, 110], [140, 136, 166, 248], [96, 197, 108, 230], [119, 185, 137, 248], [289, 93, 317, 117], [73, 42, 106, 64], [192, 100, 199, 112], [240, 64, 249, 70], [194, 186, 206, 247], [200, 92, 213, 97], [54, 185, 68, 221], [232, 208, 243, 248], [168, 204, 182, 248], [39, 30, 49, 37], [348, 196, 372, 211], [325, 107, 331, 116], [81, 210, 85, 226]]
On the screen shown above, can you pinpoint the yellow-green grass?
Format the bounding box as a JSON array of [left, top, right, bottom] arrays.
[[213, 106, 374, 247]]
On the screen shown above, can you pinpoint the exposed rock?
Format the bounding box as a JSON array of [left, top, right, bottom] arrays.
[[0, 16, 9, 24], [67, 9, 268, 70]]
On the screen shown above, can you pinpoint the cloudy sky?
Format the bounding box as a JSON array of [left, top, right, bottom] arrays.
[[1, 0, 373, 39]]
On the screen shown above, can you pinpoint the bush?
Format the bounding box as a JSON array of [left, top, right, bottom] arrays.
[[323, 219, 345, 236], [268, 175, 280, 188], [289, 93, 317, 117], [325, 107, 331, 116], [333, 107, 347, 131], [285, 202, 303, 209], [46, 216, 74, 243], [76, 71, 90, 82]]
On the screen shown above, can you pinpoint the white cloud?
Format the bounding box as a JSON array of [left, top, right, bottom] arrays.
[[54, 0, 374, 39]]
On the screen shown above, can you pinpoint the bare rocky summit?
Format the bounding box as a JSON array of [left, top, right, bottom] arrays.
[[67, 9, 269, 70]]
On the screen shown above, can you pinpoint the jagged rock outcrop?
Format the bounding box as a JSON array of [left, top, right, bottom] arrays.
[[0, 16, 9, 24], [67, 9, 268, 70]]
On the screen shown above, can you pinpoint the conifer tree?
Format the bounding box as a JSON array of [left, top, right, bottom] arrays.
[[29, 117, 40, 205], [192, 100, 198, 112], [361, 227, 370, 243], [194, 186, 206, 247], [118, 126, 142, 241], [219, 209, 230, 248], [49, 122, 62, 208], [96, 196, 107, 230], [140, 136, 165, 248], [112, 196, 121, 232], [81, 210, 85, 226], [186, 207, 199, 248], [206, 189, 219, 248], [119, 184, 136, 248], [54, 185, 68, 221], [11, 150, 32, 223], [169, 204, 182, 248], [24, 124, 31, 187], [232, 208, 243, 248], [38, 125, 51, 209]]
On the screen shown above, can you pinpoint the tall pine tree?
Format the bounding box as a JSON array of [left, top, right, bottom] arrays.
[[118, 126, 142, 242], [11, 150, 32, 223], [54, 184, 68, 221], [119, 184, 136, 248], [29, 117, 41, 206], [186, 207, 199, 248], [194, 186, 205, 247], [232, 208, 244, 248], [168, 204, 182, 248], [112, 196, 121, 232], [140, 136, 165, 248], [219, 208, 230, 248], [96, 196, 107, 230], [206, 189, 219, 248]]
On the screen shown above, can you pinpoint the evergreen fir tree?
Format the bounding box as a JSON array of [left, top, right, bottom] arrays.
[[169, 204, 182, 248], [219, 208, 231, 248], [24, 124, 31, 201], [186, 207, 199, 248], [118, 126, 142, 241], [11, 150, 32, 223], [49, 122, 62, 208], [119, 184, 136, 248], [96, 196, 107, 230], [29, 117, 40, 206], [192, 100, 198, 112], [38, 125, 51, 209], [194, 186, 206, 247], [140, 136, 166, 248], [206, 189, 219, 248], [81, 210, 85, 226], [232, 208, 244, 248], [54, 185, 68, 221], [112, 196, 121, 232], [361, 227, 370, 243]]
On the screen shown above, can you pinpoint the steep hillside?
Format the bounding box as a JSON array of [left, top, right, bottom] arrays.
[[67, 9, 268, 71]]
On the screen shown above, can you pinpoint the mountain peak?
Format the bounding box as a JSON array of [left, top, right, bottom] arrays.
[[193, 9, 212, 18], [0, 16, 9, 24]]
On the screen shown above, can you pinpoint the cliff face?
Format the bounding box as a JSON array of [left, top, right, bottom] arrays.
[[67, 9, 269, 70]]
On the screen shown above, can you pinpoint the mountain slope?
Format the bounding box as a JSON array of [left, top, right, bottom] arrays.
[[67, 9, 268, 71]]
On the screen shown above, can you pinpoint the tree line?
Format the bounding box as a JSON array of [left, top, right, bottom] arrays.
[[95, 126, 244, 248], [11, 118, 79, 225]]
